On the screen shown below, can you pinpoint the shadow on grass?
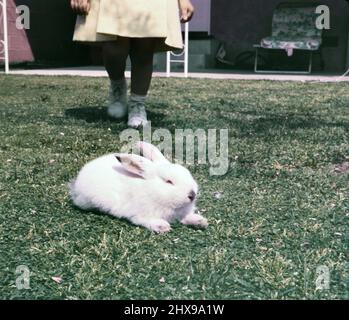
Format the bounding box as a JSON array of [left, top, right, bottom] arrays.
[[69, 199, 196, 233], [65, 106, 112, 123], [65, 106, 167, 125], [64, 106, 349, 140], [70, 200, 134, 229]]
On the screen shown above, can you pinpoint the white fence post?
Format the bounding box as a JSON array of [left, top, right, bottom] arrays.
[[0, 0, 9, 74], [166, 22, 189, 78]]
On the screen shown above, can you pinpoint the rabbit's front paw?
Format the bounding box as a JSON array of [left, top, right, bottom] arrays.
[[148, 219, 171, 234], [181, 213, 208, 228]]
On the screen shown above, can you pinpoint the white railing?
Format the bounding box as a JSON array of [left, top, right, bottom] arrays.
[[166, 22, 189, 78], [0, 0, 9, 73]]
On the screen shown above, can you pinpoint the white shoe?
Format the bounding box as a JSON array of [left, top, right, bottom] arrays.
[[127, 103, 148, 128], [107, 79, 127, 119]]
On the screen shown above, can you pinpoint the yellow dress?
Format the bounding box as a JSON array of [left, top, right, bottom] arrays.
[[73, 0, 183, 52]]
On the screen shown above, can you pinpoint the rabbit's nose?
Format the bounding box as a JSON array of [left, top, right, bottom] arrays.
[[188, 190, 196, 202]]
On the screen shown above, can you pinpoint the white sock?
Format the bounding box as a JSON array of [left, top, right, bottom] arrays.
[[129, 93, 146, 105], [107, 78, 128, 119], [128, 93, 148, 128]]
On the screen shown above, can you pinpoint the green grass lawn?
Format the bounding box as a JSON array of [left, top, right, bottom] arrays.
[[0, 75, 348, 299]]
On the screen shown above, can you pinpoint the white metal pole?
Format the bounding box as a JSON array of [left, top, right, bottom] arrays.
[[166, 22, 189, 78], [2, 0, 9, 74], [184, 22, 189, 78]]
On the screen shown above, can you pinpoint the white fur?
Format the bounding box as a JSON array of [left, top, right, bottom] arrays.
[[69, 142, 208, 233]]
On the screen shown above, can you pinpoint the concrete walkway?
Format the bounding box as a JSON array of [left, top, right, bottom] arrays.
[[3, 66, 349, 82]]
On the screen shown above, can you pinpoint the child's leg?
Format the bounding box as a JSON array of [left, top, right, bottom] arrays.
[[103, 38, 130, 80], [129, 38, 156, 95], [102, 39, 130, 119], [127, 38, 156, 128]]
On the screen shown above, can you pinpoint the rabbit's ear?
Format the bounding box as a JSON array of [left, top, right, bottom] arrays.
[[115, 154, 153, 178], [136, 141, 169, 163]]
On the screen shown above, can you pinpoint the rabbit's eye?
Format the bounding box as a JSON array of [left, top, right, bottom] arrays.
[[166, 179, 174, 185]]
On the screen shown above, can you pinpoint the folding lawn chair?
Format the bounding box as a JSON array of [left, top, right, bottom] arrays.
[[254, 2, 323, 74]]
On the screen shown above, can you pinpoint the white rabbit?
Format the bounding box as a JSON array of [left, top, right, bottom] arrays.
[[69, 141, 208, 233]]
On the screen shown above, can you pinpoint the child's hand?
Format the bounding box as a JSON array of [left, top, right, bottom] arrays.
[[179, 0, 194, 23], [70, 0, 91, 15]]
